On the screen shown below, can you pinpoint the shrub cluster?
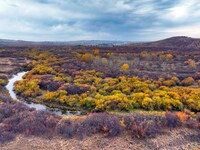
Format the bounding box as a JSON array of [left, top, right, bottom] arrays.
[[0, 102, 60, 143], [56, 112, 200, 140], [0, 79, 7, 86], [0, 101, 199, 144], [14, 79, 42, 98], [15, 51, 200, 112]]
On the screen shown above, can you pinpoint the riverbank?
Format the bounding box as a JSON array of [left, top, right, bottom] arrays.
[[0, 50, 83, 116], [0, 51, 30, 103], [5, 71, 82, 115]]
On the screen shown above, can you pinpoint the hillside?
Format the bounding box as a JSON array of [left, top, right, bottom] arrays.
[[130, 36, 200, 50], [1, 36, 200, 51]]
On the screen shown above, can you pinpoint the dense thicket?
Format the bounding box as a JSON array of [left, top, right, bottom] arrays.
[[14, 50, 200, 112]]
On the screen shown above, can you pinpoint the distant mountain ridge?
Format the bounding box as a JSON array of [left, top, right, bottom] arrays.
[[0, 39, 130, 46], [1, 36, 200, 50], [131, 36, 200, 49]]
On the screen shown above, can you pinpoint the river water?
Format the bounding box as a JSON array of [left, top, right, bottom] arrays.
[[5, 71, 81, 116]]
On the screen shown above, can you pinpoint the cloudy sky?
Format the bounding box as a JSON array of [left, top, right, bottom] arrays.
[[0, 0, 200, 41]]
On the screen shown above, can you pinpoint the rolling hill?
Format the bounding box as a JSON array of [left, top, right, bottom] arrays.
[[131, 36, 200, 50]]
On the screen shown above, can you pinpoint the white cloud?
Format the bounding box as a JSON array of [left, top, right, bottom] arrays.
[[166, 5, 189, 21], [161, 0, 200, 22], [0, 0, 200, 41], [164, 24, 200, 37]]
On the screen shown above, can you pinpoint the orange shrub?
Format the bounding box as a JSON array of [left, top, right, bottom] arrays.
[[176, 112, 188, 123], [166, 54, 173, 59], [81, 53, 93, 62], [106, 52, 112, 58], [120, 64, 129, 72], [93, 49, 99, 56], [181, 77, 195, 86]]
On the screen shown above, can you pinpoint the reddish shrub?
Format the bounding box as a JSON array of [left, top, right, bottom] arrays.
[[40, 80, 64, 91], [143, 122, 162, 138], [165, 112, 182, 128], [59, 84, 90, 95], [0, 129, 15, 144], [0, 95, 11, 103], [84, 113, 123, 137], [4, 111, 59, 136], [121, 114, 162, 139], [185, 118, 198, 129], [131, 124, 145, 139], [14, 116, 48, 136], [45, 115, 60, 129], [176, 112, 188, 123], [0, 103, 29, 121], [56, 119, 75, 138]]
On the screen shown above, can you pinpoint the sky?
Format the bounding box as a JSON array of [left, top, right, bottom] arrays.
[[0, 0, 200, 41]]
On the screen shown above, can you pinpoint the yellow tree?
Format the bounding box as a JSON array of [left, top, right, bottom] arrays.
[[166, 54, 173, 59], [120, 63, 129, 72], [181, 77, 195, 86], [81, 53, 93, 62], [93, 49, 99, 56], [106, 52, 112, 58], [101, 58, 108, 65]]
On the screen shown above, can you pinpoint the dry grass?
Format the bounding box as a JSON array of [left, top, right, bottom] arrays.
[[0, 128, 199, 150]]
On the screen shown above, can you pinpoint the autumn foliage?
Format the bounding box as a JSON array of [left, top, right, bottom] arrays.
[[14, 51, 200, 112]]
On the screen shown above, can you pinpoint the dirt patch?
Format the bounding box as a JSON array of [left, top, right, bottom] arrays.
[[0, 128, 199, 150]]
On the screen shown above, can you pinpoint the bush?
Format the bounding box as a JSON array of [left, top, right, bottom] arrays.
[[144, 121, 162, 138], [186, 98, 200, 111], [59, 84, 90, 95], [0, 79, 7, 86], [0, 103, 29, 121], [0, 129, 16, 144], [94, 93, 132, 112], [181, 77, 195, 86], [40, 80, 64, 91], [57, 114, 123, 139], [93, 49, 99, 56], [21, 113, 49, 135], [81, 53, 93, 62], [43, 90, 67, 102], [56, 119, 75, 138], [163, 79, 176, 87], [31, 65, 55, 75], [120, 113, 163, 139], [185, 118, 198, 129], [141, 97, 154, 110], [131, 121, 161, 139], [43, 91, 59, 101], [120, 64, 129, 72], [83, 113, 123, 137], [7, 111, 59, 136], [0, 102, 60, 142], [165, 112, 181, 128], [0, 95, 11, 103], [14, 79, 42, 97], [131, 124, 145, 139]]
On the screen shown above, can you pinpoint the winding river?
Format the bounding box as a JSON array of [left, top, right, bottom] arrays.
[[5, 71, 81, 116]]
